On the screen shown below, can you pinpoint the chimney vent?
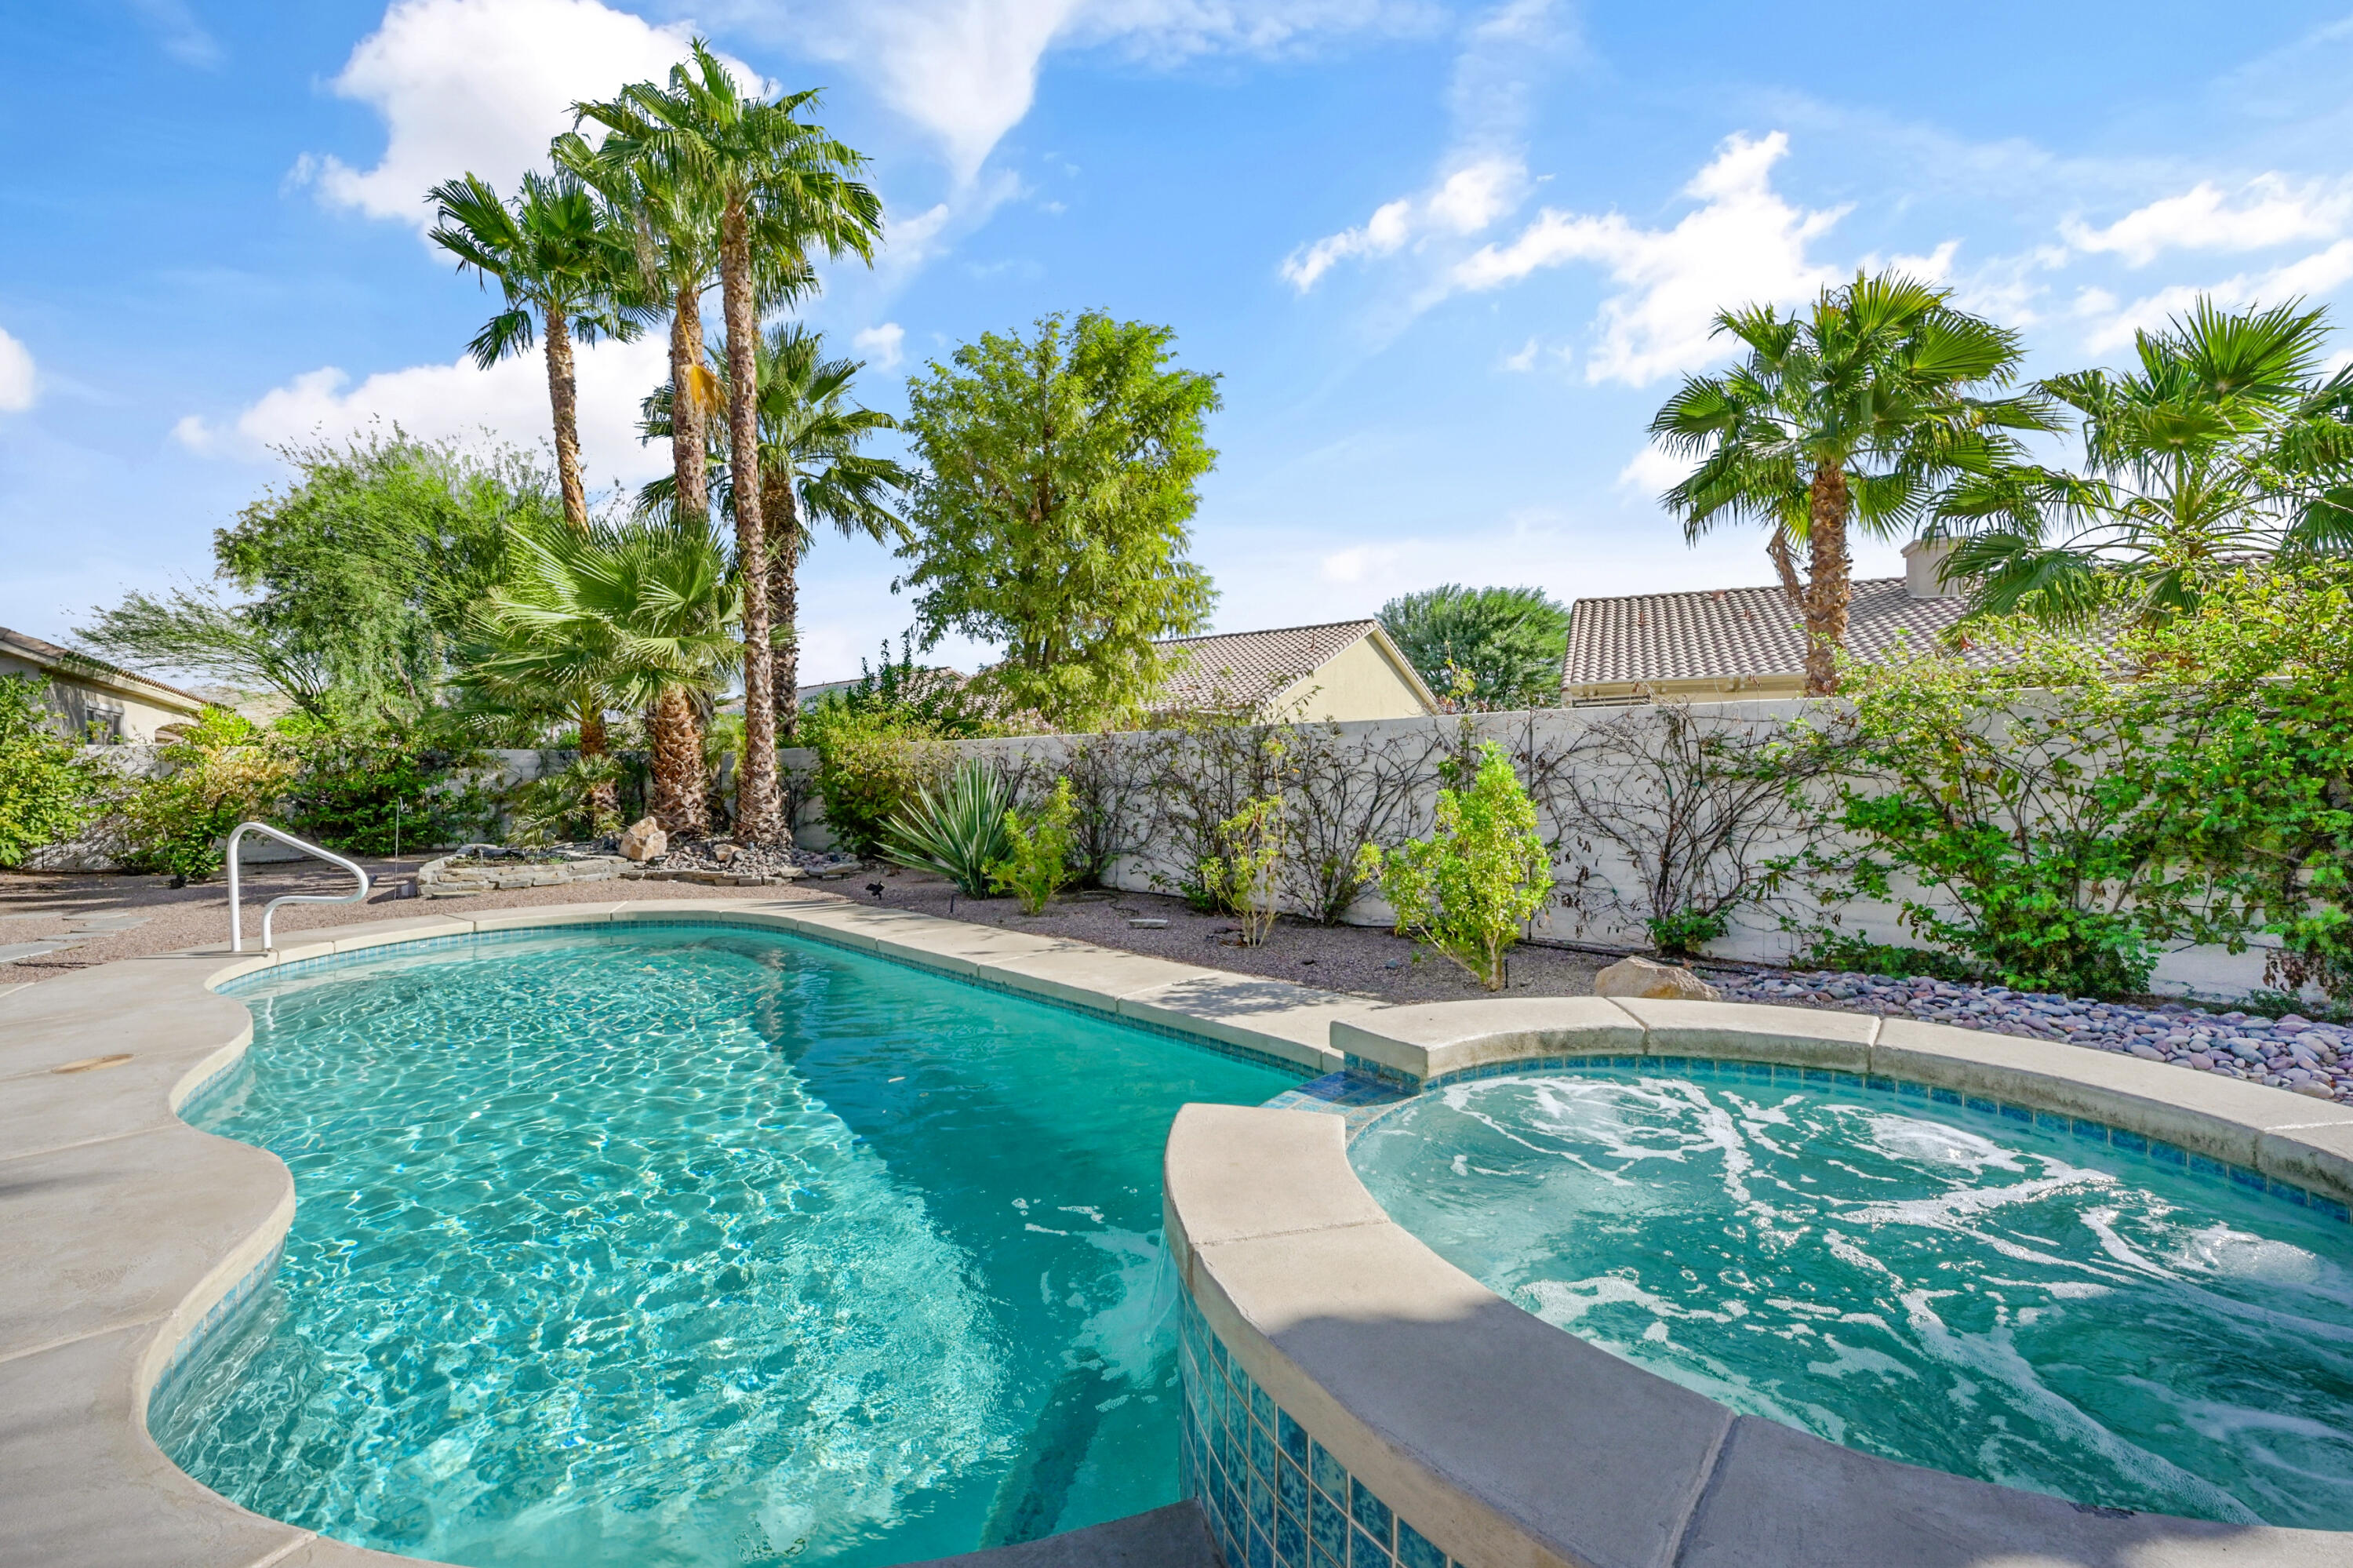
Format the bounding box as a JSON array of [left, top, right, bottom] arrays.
[[1902, 537, 1966, 601]]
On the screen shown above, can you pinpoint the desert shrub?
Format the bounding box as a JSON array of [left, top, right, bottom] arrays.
[[0, 675, 98, 867], [1146, 719, 1290, 911], [1281, 722, 1439, 924], [1798, 932, 1984, 983], [1358, 740, 1550, 990], [883, 759, 1012, 896], [1198, 788, 1287, 944], [987, 776, 1078, 913], [806, 708, 955, 858], [1800, 623, 2238, 998], [1547, 704, 1817, 955], [114, 709, 297, 881], [282, 733, 494, 855]]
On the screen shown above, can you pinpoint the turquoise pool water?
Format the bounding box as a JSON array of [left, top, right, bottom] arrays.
[[1351, 1066, 2353, 1528], [155, 924, 1298, 1568]]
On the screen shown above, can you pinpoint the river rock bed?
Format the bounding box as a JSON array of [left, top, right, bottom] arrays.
[[1711, 968, 2353, 1104]]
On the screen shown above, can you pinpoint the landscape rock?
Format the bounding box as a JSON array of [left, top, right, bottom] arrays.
[[618, 817, 667, 862], [1594, 955, 1721, 1002]]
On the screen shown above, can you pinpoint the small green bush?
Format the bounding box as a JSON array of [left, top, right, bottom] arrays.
[[882, 759, 1012, 896], [1198, 791, 1286, 944], [115, 709, 297, 881], [1646, 908, 1732, 957], [809, 709, 954, 859], [1358, 741, 1550, 990], [987, 776, 1078, 914], [1798, 932, 1984, 984], [0, 675, 96, 867]]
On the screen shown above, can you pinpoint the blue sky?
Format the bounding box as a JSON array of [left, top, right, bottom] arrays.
[[7, 1, 2353, 682]]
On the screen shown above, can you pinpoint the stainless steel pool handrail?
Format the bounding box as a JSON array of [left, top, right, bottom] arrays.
[[227, 821, 372, 953]]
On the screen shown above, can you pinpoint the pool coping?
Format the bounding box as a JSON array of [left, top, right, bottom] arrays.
[[0, 896, 1387, 1568], [1162, 998, 2353, 1568]]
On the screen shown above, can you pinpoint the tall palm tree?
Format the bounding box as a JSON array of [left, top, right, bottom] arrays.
[[642, 324, 910, 729], [1650, 271, 2057, 693], [465, 516, 741, 836], [1932, 298, 2353, 629], [427, 170, 642, 535], [575, 42, 883, 845]]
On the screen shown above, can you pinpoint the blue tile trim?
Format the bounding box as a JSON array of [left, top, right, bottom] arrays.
[[1330, 1053, 2351, 1224], [1181, 1293, 1464, 1568], [219, 919, 1313, 1082], [148, 1238, 283, 1413]]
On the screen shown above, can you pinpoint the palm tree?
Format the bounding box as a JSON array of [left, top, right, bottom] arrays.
[[427, 170, 642, 535], [464, 516, 741, 836], [1931, 298, 2353, 628], [1650, 271, 2057, 693], [575, 42, 883, 845], [642, 324, 910, 729]]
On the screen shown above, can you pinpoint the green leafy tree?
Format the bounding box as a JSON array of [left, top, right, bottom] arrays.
[[463, 516, 740, 836], [428, 170, 643, 534], [1933, 299, 2353, 628], [802, 638, 992, 738], [1377, 584, 1569, 710], [579, 41, 884, 845], [1358, 741, 1551, 990], [0, 675, 95, 866], [642, 323, 910, 730], [79, 434, 551, 729], [1650, 271, 2056, 693], [896, 311, 1220, 729]]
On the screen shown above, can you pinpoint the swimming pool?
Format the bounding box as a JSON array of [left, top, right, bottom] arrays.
[[153, 923, 1299, 1568], [1350, 1063, 2353, 1529]]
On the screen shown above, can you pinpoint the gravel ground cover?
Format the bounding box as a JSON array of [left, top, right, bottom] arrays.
[[1714, 968, 2353, 1104]]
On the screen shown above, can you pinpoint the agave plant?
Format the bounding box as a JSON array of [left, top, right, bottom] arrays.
[[882, 759, 1012, 896]]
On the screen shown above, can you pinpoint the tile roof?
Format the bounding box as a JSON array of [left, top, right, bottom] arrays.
[[0, 625, 213, 708], [1152, 620, 1387, 711], [1561, 578, 1995, 689]]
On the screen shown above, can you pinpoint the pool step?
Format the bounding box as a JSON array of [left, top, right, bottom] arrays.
[[908, 1501, 1222, 1568]]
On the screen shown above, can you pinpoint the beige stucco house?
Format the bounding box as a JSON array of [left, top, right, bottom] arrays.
[[1151, 620, 1438, 722], [0, 626, 211, 742], [1559, 539, 1980, 704]]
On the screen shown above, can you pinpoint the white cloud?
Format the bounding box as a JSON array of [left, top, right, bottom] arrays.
[[2064, 175, 2353, 267], [1318, 543, 1402, 584], [125, 0, 224, 66], [302, 0, 713, 230], [1282, 156, 1526, 289], [2082, 238, 2353, 352], [1615, 442, 1686, 497], [785, 0, 1434, 184], [853, 322, 907, 369], [1500, 337, 1537, 372], [173, 334, 675, 484], [1450, 132, 1849, 386], [0, 326, 35, 413]]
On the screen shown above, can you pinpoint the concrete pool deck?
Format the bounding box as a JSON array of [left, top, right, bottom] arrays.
[[8, 903, 2353, 1567]]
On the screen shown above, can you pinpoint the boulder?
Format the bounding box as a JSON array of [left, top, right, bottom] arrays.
[[618, 817, 668, 862], [1595, 955, 1720, 1002]]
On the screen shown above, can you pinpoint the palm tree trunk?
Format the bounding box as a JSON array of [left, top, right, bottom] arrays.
[[1768, 526, 1803, 608], [766, 473, 803, 740], [1801, 464, 1853, 696], [576, 699, 618, 828], [722, 199, 781, 844], [544, 303, 589, 536], [647, 686, 707, 836], [669, 285, 709, 522]]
